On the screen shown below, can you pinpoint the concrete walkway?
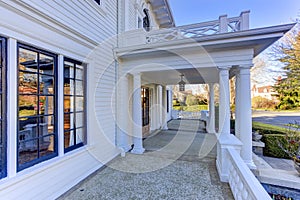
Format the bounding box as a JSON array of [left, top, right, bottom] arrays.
[[58, 120, 233, 200]]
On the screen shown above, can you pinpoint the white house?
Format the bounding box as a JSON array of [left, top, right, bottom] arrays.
[[0, 0, 294, 199]]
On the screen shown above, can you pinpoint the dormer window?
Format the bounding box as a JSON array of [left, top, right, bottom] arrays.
[[94, 0, 101, 5], [143, 9, 150, 32]]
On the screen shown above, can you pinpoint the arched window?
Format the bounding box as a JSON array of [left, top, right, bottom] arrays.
[[143, 9, 150, 32]]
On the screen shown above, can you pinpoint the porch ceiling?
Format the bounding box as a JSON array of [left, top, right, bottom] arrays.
[[142, 67, 219, 85], [149, 0, 175, 28]]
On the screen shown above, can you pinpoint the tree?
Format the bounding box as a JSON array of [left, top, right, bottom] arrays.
[[186, 94, 199, 106], [273, 30, 300, 110]]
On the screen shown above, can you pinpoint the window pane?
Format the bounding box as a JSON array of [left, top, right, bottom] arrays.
[[19, 117, 38, 134], [40, 75, 54, 95], [76, 112, 84, 128], [19, 48, 38, 73], [64, 79, 74, 95], [18, 139, 38, 164], [64, 130, 73, 148], [39, 54, 54, 75], [64, 113, 74, 130], [64, 96, 74, 113], [76, 97, 84, 111], [39, 96, 54, 115], [64, 62, 74, 78], [39, 135, 55, 157], [75, 80, 83, 96], [19, 72, 38, 94], [0, 70, 2, 93], [19, 95, 37, 117], [76, 128, 84, 144], [75, 65, 83, 80], [40, 115, 54, 134]]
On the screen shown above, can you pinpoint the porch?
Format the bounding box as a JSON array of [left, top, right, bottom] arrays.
[[59, 119, 234, 199]]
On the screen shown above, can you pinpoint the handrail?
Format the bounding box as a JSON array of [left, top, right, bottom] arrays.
[[145, 11, 249, 44], [227, 148, 271, 200]]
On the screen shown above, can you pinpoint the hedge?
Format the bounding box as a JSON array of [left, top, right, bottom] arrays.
[[261, 134, 290, 159]]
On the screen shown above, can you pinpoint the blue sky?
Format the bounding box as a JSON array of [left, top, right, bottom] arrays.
[[169, 0, 300, 28]]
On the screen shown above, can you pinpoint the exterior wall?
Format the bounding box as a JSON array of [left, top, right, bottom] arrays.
[[0, 0, 122, 199]]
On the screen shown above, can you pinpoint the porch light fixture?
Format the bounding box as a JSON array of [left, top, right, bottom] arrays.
[[178, 74, 186, 92]]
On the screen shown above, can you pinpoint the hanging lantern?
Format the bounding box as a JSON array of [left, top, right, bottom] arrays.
[[178, 74, 186, 91]]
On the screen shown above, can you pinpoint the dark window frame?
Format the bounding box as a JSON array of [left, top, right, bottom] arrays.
[[142, 87, 150, 126], [94, 0, 101, 5], [167, 90, 169, 113], [63, 57, 87, 153], [0, 37, 7, 179], [17, 43, 58, 171]]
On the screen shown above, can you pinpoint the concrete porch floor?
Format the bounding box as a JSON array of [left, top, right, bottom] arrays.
[[58, 120, 234, 200]]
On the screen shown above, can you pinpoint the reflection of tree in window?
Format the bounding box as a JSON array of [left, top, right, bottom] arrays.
[[17, 45, 57, 171], [63, 58, 86, 153]]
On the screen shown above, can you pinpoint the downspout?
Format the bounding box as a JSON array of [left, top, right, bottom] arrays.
[[114, 0, 119, 148]]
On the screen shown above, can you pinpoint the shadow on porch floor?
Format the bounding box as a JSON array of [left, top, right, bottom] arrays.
[[58, 119, 233, 200]]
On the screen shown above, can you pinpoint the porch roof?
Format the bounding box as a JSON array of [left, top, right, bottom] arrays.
[[116, 23, 295, 58], [117, 23, 294, 86]]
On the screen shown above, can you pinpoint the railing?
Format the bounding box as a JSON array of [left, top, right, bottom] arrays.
[[146, 11, 250, 44], [227, 148, 271, 200]]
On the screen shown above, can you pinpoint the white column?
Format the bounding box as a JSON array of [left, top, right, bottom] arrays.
[[157, 85, 162, 128], [218, 67, 230, 136], [238, 66, 256, 168], [234, 71, 241, 139], [131, 73, 145, 154], [162, 86, 168, 130], [118, 74, 131, 152], [207, 83, 215, 133], [7, 38, 17, 177], [216, 66, 243, 182], [57, 55, 64, 156]]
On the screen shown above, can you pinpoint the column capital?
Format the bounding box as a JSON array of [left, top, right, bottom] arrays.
[[238, 66, 251, 76], [238, 65, 252, 69], [131, 72, 142, 77]]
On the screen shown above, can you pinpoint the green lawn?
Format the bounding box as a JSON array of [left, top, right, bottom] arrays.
[[173, 105, 208, 112], [252, 121, 287, 134]]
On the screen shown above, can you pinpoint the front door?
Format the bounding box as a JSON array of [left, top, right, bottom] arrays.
[[142, 87, 150, 137]]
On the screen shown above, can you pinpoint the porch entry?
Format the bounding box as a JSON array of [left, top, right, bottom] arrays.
[[142, 87, 150, 137]]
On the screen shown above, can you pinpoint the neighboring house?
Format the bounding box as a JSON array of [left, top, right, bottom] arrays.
[[252, 84, 278, 101], [0, 0, 294, 199]]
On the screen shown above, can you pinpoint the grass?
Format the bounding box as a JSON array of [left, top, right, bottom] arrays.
[[252, 121, 287, 134], [173, 105, 208, 112]]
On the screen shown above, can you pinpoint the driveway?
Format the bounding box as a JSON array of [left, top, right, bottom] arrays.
[[252, 110, 300, 129]]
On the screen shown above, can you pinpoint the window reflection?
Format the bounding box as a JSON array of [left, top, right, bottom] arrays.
[[64, 58, 86, 152], [17, 45, 57, 170]]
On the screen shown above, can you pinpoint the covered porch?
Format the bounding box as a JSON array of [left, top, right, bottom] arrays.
[[113, 11, 293, 199], [59, 119, 233, 199]]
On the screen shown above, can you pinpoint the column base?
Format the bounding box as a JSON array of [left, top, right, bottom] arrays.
[[131, 146, 145, 154], [244, 159, 257, 170], [119, 145, 131, 153], [161, 124, 168, 130]]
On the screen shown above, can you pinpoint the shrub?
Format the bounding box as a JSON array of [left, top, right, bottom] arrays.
[[252, 96, 276, 109], [186, 95, 199, 106], [261, 134, 290, 158]]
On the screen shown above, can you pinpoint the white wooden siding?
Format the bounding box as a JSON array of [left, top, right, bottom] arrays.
[[0, 0, 121, 199]]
